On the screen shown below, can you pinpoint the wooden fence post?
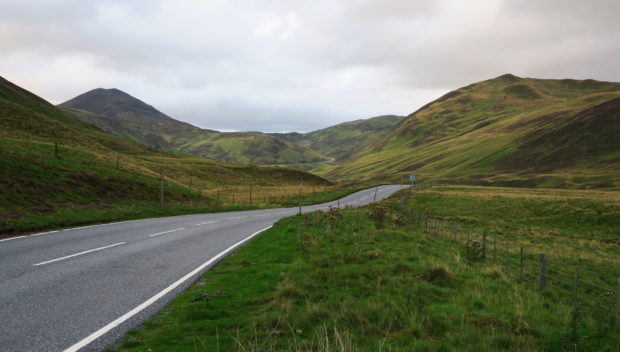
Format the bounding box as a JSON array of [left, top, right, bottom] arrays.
[[520, 246, 524, 282], [539, 254, 547, 291], [493, 235, 497, 265], [572, 266, 580, 338], [616, 277, 620, 323], [504, 243, 510, 274], [573, 266, 579, 310], [482, 230, 487, 259], [159, 171, 164, 207], [116, 155, 120, 169]]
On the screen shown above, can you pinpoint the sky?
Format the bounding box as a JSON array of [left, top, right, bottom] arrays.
[[1, 0, 619, 133]]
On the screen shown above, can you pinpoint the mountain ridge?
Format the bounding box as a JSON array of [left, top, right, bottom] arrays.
[[325, 74, 620, 189], [59, 89, 328, 165], [269, 115, 404, 161]]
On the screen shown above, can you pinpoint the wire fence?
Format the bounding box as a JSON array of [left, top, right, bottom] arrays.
[[399, 183, 620, 339]]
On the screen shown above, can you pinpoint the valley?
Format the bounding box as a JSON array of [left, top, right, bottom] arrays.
[[1, 73, 619, 352]]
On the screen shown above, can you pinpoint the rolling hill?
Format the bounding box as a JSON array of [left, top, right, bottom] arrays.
[[325, 74, 620, 189], [0, 76, 330, 232], [60, 88, 328, 165], [270, 115, 404, 161]]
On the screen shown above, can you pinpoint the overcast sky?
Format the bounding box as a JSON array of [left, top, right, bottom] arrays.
[[1, 0, 619, 132]]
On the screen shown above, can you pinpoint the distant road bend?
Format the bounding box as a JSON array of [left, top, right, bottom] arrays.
[[0, 185, 408, 352]]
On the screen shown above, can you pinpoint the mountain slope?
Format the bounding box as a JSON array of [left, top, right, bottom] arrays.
[[271, 115, 404, 161], [60, 89, 328, 165], [0, 76, 330, 232], [325, 74, 620, 189]]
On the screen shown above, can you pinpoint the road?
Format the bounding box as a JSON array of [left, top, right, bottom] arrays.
[[0, 185, 408, 352]]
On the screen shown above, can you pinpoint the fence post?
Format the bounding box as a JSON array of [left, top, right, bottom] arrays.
[[54, 141, 59, 158], [337, 199, 340, 209], [572, 266, 580, 340], [539, 254, 547, 291], [373, 186, 378, 203], [159, 171, 164, 207], [616, 277, 620, 324], [519, 246, 524, 282], [504, 244, 510, 274], [573, 266, 579, 309], [482, 230, 487, 259], [217, 191, 220, 202], [116, 155, 120, 169], [189, 178, 192, 190], [493, 235, 497, 265], [232, 194, 235, 205]]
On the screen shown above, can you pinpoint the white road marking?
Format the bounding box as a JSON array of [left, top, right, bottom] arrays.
[[33, 242, 127, 266], [62, 225, 273, 352], [148, 228, 185, 237], [196, 221, 216, 226], [225, 217, 243, 220], [31, 230, 60, 237], [0, 236, 26, 242]]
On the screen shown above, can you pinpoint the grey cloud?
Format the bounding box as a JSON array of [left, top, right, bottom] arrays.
[[0, 0, 619, 132]]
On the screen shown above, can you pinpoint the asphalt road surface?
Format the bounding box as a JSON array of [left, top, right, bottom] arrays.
[[0, 185, 408, 352]]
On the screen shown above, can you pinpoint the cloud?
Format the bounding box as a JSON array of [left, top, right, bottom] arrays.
[[1, 0, 619, 132]]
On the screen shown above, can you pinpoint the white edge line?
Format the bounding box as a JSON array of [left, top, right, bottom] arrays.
[[33, 242, 127, 266], [31, 230, 60, 237], [0, 235, 26, 242], [62, 225, 273, 352], [148, 228, 185, 237]]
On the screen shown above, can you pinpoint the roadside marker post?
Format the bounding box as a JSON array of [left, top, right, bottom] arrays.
[[299, 177, 303, 215], [539, 254, 547, 291]]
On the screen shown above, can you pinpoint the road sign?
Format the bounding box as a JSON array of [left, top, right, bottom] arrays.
[[409, 174, 416, 182]]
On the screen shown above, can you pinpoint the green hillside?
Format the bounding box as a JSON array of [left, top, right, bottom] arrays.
[[325, 74, 620, 189], [271, 115, 404, 161], [0, 76, 330, 233], [60, 89, 328, 165]]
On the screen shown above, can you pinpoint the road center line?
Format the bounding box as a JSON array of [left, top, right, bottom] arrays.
[[148, 228, 185, 237], [62, 225, 273, 352], [196, 221, 216, 226], [33, 242, 127, 266]]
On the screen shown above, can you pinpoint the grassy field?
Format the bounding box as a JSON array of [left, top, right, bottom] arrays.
[[110, 185, 619, 351], [325, 75, 620, 189], [0, 137, 367, 235]]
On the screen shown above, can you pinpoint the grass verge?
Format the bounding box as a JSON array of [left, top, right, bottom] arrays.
[[110, 186, 619, 351]]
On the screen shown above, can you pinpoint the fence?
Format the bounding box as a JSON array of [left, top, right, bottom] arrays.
[[399, 183, 620, 342]]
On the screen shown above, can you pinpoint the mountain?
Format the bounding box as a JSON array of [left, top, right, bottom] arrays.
[[0, 76, 330, 231], [60, 89, 328, 165], [325, 74, 620, 189], [270, 115, 404, 161]]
